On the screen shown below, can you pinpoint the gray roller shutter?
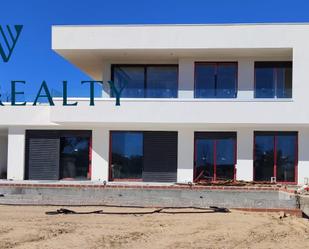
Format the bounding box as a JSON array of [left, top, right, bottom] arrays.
[[142, 131, 177, 182], [26, 132, 60, 180]]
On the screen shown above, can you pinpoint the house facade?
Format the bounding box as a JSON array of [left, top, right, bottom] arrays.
[[1, 24, 309, 185]]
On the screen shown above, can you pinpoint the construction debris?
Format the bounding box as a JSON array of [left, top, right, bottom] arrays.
[[177, 180, 281, 187], [297, 184, 309, 194], [45, 206, 230, 215], [279, 211, 289, 219]]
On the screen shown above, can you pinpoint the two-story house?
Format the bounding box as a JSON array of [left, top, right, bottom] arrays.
[[1, 24, 308, 185]]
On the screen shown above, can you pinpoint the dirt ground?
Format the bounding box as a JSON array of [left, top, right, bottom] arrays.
[[0, 206, 308, 249]]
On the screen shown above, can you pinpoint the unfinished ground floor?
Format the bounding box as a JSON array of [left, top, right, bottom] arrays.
[[0, 126, 309, 185]]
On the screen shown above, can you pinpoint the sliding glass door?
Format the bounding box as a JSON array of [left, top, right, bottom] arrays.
[[110, 131, 178, 182], [254, 132, 297, 183], [110, 131, 143, 180], [195, 138, 214, 181], [26, 130, 92, 181], [194, 132, 236, 182], [60, 136, 91, 180]]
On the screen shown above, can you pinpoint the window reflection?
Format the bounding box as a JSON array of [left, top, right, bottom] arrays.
[[195, 63, 237, 98], [255, 62, 292, 98], [112, 65, 178, 98], [254, 132, 297, 182], [276, 135, 296, 182], [146, 66, 178, 98], [254, 135, 274, 181], [111, 132, 143, 179], [113, 67, 145, 98], [195, 133, 236, 181], [216, 138, 235, 180], [60, 136, 90, 180], [196, 139, 214, 181]]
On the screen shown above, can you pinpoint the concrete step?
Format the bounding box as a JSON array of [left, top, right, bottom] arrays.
[[0, 186, 298, 209]]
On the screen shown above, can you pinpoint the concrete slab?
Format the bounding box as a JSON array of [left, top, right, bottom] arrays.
[[0, 185, 297, 209]]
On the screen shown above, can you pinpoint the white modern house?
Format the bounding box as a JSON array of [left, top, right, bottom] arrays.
[[1, 23, 309, 185]]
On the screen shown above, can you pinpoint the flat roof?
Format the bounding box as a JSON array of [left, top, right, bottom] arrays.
[[52, 23, 303, 79]]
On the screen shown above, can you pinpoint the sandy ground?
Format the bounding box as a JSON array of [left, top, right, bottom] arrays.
[[0, 206, 308, 249]]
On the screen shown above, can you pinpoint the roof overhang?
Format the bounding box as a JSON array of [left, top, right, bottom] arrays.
[[52, 24, 301, 79]]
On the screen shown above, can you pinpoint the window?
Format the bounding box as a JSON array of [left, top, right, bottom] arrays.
[[60, 136, 91, 180], [255, 62, 292, 98], [194, 132, 236, 182], [195, 62, 237, 98], [254, 132, 297, 183], [26, 130, 92, 180], [110, 131, 178, 182], [112, 65, 178, 98], [111, 132, 143, 179]]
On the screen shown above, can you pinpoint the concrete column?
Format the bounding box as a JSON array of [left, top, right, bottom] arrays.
[[238, 58, 254, 99], [102, 61, 111, 98], [298, 129, 309, 185], [7, 127, 25, 180], [237, 128, 253, 181], [91, 128, 109, 181], [177, 128, 194, 183], [178, 59, 194, 98]]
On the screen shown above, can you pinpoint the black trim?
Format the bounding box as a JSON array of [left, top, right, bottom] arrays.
[[111, 64, 179, 98], [254, 131, 297, 136], [255, 61, 292, 68], [195, 132, 236, 140]]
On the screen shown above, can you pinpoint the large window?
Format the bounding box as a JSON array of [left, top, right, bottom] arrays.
[[25, 130, 91, 181], [112, 65, 178, 98], [110, 132, 143, 180], [255, 62, 292, 98], [195, 62, 237, 98], [110, 131, 178, 182], [254, 132, 297, 183], [60, 136, 91, 180], [194, 132, 236, 182]]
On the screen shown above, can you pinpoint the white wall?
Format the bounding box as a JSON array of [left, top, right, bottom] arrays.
[[237, 129, 254, 181], [298, 129, 309, 185], [91, 128, 109, 181], [238, 58, 254, 99], [7, 127, 25, 180], [177, 128, 194, 183], [178, 59, 194, 98]]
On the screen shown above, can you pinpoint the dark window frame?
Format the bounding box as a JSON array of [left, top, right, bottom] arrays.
[[194, 62, 238, 98], [253, 131, 298, 184], [193, 132, 237, 182], [254, 61, 292, 99], [25, 130, 92, 180], [111, 64, 179, 98]]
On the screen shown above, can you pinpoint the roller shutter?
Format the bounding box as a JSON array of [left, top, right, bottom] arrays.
[[25, 131, 60, 180], [142, 131, 177, 182]]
